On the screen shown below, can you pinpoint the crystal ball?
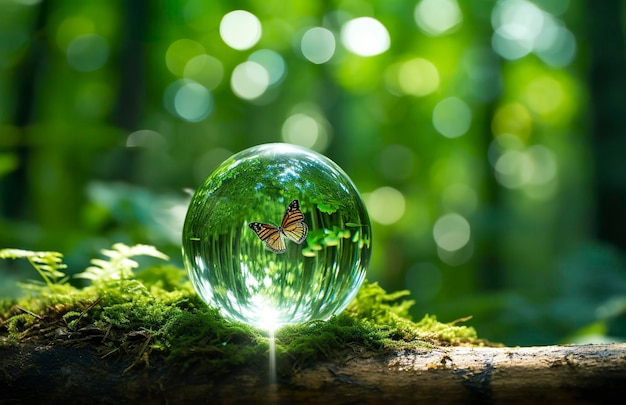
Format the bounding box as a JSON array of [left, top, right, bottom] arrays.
[[182, 143, 371, 330]]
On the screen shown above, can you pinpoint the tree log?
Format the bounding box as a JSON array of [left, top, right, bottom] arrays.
[[1, 343, 624, 404]]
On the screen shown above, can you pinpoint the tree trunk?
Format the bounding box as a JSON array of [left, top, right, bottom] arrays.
[[588, 0, 626, 251], [1, 342, 624, 404]]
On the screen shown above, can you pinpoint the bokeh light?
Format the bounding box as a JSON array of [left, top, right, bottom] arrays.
[[174, 82, 213, 122], [414, 0, 463, 36], [126, 130, 167, 149], [282, 114, 317, 148], [164, 79, 213, 122], [488, 133, 524, 166], [301, 27, 336, 64], [491, 0, 576, 67], [535, 24, 576, 67], [365, 187, 406, 225], [432, 97, 472, 138], [534, 0, 571, 15], [248, 49, 286, 86], [493, 144, 558, 192], [66, 34, 109, 72], [56, 17, 95, 50], [340, 17, 390, 57], [230, 61, 270, 100], [281, 104, 330, 152], [385, 58, 440, 96], [183, 54, 224, 90], [433, 213, 471, 252], [437, 240, 474, 266], [165, 39, 205, 77], [524, 76, 564, 116], [220, 10, 262, 51], [492, 103, 532, 141]]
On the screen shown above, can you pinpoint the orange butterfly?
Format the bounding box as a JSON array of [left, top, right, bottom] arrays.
[[249, 199, 308, 254]]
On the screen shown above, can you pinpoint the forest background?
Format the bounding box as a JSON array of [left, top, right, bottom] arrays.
[[1, 0, 625, 347]]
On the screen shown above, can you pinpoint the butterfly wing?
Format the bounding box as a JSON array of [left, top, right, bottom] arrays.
[[249, 222, 286, 254], [282, 222, 308, 244], [280, 200, 308, 244]]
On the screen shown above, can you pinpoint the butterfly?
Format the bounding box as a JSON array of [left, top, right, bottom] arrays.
[[248, 199, 308, 254]]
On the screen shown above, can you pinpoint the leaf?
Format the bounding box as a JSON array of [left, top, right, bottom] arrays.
[[75, 243, 169, 283], [0, 248, 68, 287]]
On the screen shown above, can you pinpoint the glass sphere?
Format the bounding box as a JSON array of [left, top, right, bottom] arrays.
[[182, 143, 371, 330]]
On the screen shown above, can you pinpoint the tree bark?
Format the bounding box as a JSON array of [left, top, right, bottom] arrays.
[[1, 342, 624, 404]]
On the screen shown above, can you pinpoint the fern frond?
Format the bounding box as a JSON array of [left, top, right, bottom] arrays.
[[75, 243, 169, 282], [0, 248, 68, 287]]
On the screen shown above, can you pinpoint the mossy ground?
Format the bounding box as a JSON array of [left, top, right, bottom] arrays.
[[0, 244, 498, 378]]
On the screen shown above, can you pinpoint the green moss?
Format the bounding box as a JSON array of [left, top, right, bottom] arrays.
[[0, 244, 495, 377]]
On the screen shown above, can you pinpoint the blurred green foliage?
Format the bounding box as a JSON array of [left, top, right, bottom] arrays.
[[1, 0, 625, 346]]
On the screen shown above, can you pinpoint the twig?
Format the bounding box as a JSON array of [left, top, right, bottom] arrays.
[[15, 305, 42, 319], [123, 334, 152, 374], [69, 297, 103, 330]]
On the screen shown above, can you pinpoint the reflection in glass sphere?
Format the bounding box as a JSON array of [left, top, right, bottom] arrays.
[[182, 143, 371, 330]]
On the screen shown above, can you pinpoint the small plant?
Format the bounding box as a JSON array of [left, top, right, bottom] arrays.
[[75, 243, 170, 282], [0, 248, 68, 292], [0, 243, 170, 291]]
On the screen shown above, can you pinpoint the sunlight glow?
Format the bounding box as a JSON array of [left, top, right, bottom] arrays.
[[252, 297, 280, 332]]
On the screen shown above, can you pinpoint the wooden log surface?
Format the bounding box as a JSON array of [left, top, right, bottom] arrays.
[[1, 342, 625, 404]]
